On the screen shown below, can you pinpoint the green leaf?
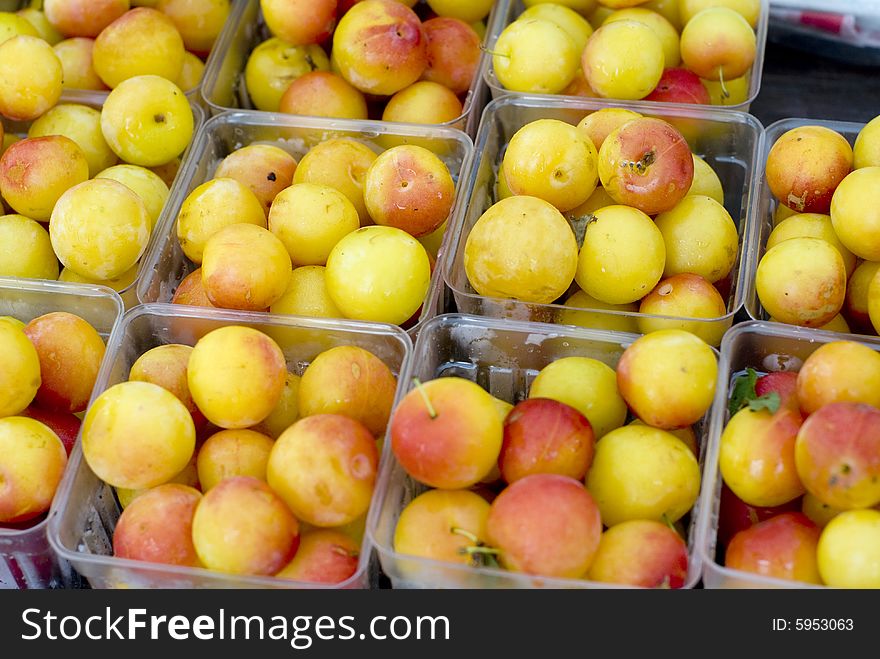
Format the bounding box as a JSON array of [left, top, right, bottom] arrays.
[[728, 368, 758, 417], [747, 391, 781, 415]]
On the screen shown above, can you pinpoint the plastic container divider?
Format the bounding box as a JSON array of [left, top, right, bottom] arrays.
[[368, 313, 710, 589], [0, 278, 124, 589], [694, 320, 880, 588], [137, 110, 474, 340], [442, 95, 762, 344], [482, 0, 769, 113], [47, 304, 412, 589], [200, 0, 497, 136]]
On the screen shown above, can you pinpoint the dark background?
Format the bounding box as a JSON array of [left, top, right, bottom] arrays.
[[751, 35, 880, 127]]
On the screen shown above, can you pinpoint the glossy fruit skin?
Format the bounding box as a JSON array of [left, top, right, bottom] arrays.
[[755, 237, 846, 328], [393, 489, 491, 565], [486, 474, 602, 579], [499, 397, 595, 483], [616, 329, 718, 430], [598, 117, 694, 216], [767, 125, 853, 215], [831, 167, 880, 262], [493, 19, 579, 95], [575, 205, 665, 305], [816, 509, 880, 588], [725, 512, 822, 585], [796, 341, 880, 415], [325, 225, 431, 325], [100, 75, 193, 167], [501, 118, 599, 213], [794, 402, 880, 511], [464, 196, 578, 305], [588, 519, 689, 588], [582, 20, 664, 100], [586, 424, 701, 527], [719, 406, 805, 508], [0, 36, 63, 122]]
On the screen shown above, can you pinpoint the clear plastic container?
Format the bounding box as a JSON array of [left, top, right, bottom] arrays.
[[199, 0, 495, 136], [2, 93, 206, 310], [136, 111, 474, 339], [441, 96, 763, 345], [368, 313, 708, 589], [483, 0, 769, 113], [47, 303, 411, 589], [0, 277, 124, 589], [694, 320, 880, 588], [0, 0, 240, 104], [743, 117, 867, 330]]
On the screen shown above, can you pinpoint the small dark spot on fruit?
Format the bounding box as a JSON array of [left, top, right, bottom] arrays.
[[154, 113, 166, 123], [841, 464, 851, 474], [267, 172, 276, 181]]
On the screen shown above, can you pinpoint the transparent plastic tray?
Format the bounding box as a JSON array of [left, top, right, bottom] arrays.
[[47, 303, 412, 589], [482, 0, 769, 113], [694, 320, 880, 588], [442, 96, 762, 345], [137, 110, 474, 339], [200, 0, 495, 136], [0, 0, 243, 105], [743, 117, 867, 330], [2, 93, 206, 310], [368, 313, 710, 589], [0, 277, 123, 589]]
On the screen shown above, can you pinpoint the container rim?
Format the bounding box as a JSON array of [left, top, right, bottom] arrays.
[[366, 312, 714, 590], [482, 0, 769, 113], [694, 319, 880, 588], [46, 302, 413, 589], [198, 0, 501, 133], [440, 94, 764, 336], [742, 116, 868, 326], [0, 278, 124, 541], [135, 109, 475, 337]]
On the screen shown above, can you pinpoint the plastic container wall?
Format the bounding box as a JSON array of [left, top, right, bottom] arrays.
[[48, 304, 411, 589], [695, 320, 880, 588], [369, 313, 709, 589], [137, 111, 474, 339], [200, 0, 496, 136], [0, 0, 244, 105], [442, 96, 762, 345], [0, 278, 123, 589], [482, 0, 768, 113], [743, 117, 866, 329], [2, 93, 206, 310]]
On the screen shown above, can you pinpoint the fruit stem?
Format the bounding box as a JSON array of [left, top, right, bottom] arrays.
[[718, 67, 730, 101], [412, 377, 437, 419], [481, 46, 510, 58], [450, 527, 480, 544], [461, 545, 501, 557], [662, 514, 676, 532]]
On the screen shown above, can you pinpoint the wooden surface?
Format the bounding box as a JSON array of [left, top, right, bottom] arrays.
[[750, 39, 880, 128]]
